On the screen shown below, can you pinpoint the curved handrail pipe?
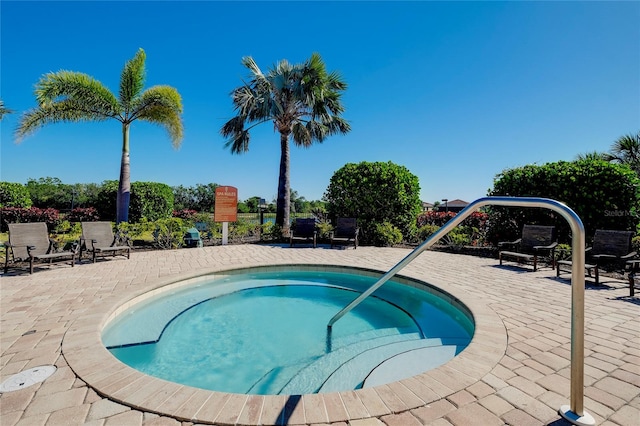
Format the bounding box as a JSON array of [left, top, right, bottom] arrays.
[[327, 196, 594, 426]]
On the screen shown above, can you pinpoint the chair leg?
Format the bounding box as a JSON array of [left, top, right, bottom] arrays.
[[533, 256, 537, 272], [630, 273, 635, 297]]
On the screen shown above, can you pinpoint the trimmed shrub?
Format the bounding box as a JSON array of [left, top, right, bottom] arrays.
[[488, 159, 640, 244], [94, 181, 175, 223], [130, 182, 174, 222], [324, 161, 422, 245]]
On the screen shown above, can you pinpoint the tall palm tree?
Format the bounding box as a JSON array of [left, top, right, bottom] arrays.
[[221, 53, 350, 232], [0, 100, 13, 120], [16, 48, 183, 223], [606, 131, 639, 175]]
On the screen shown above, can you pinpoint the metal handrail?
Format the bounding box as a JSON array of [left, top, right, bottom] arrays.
[[327, 196, 594, 426]]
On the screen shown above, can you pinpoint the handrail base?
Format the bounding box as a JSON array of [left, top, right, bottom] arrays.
[[559, 405, 595, 426]]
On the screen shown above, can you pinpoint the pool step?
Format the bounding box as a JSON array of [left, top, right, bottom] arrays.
[[250, 327, 411, 395], [279, 331, 425, 395], [247, 356, 319, 395], [318, 338, 470, 393], [362, 339, 470, 388]]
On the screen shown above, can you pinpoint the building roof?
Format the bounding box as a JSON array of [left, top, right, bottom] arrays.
[[443, 199, 469, 207]]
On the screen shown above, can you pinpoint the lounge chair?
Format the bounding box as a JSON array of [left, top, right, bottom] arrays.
[[330, 217, 359, 249], [80, 221, 131, 263], [498, 225, 557, 271], [4, 222, 77, 274], [557, 229, 635, 284], [290, 218, 317, 248]]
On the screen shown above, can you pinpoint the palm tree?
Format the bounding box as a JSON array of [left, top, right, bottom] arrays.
[[0, 100, 13, 120], [221, 53, 350, 233], [575, 151, 609, 161], [606, 131, 639, 175], [16, 48, 183, 223]]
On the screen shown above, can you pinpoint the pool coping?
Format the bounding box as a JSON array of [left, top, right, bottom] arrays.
[[61, 262, 508, 425]]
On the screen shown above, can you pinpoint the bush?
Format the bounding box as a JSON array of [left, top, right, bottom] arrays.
[[0, 207, 60, 232], [152, 218, 188, 249], [316, 220, 333, 241], [324, 161, 422, 245], [417, 224, 440, 241], [94, 181, 175, 223], [54, 220, 81, 237], [415, 211, 489, 246], [173, 209, 198, 221], [371, 221, 403, 247], [66, 207, 100, 222], [442, 227, 472, 247], [130, 182, 174, 222], [0, 182, 32, 208], [488, 159, 640, 244]]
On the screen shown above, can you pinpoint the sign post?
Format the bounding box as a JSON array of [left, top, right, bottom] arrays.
[[214, 186, 238, 245]]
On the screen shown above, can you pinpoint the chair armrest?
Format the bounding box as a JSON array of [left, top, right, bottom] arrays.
[[534, 242, 558, 251], [498, 238, 521, 248], [26, 245, 37, 256], [621, 251, 637, 260]]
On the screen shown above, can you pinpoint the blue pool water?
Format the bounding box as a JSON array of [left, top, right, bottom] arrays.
[[103, 268, 473, 395]]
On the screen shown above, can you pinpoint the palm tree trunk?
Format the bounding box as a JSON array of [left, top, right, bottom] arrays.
[[276, 131, 291, 235], [116, 122, 131, 224]]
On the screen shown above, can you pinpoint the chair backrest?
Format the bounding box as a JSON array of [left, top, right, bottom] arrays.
[[591, 230, 633, 257], [520, 225, 555, 253], [82, 222, 115, 247], [335, 217, 357, 238], [194, 222, 209, 233], [293, 218, 316, 237], [8, 222, 50, 259]]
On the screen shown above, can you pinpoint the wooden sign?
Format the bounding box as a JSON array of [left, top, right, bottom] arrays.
[[214, 186, 238, 222]]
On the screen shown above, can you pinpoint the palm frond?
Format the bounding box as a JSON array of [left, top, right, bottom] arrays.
[[134, 85, 184, 148], [575, 151, 609, 161], [292, 121, 313, 147], [34, 71, 119, 115], [0, 100, 13, 120], [16, 99, 111, 141], [223, 129, 251, 154], [221, 116, 245, 137], [610, 132, 640, 161], [119, 48, 146, 112], [242, 56, 263, 77]]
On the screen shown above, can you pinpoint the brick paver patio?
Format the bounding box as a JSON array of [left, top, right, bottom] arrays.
[[1, 244, 638, 425]]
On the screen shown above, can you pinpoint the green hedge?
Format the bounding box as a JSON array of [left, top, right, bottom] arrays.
[[325, 161, 422, 245], [0, 182, 32, 208], [488, 159, 640, 244]]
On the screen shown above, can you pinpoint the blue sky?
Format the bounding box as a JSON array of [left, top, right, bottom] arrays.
[[1, 1, 638, 205]]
